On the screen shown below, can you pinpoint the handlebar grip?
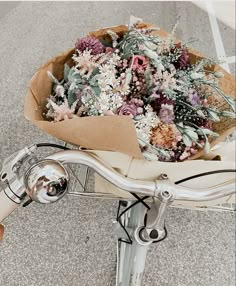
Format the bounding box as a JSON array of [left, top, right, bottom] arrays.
[[0, 189, 19, 224]]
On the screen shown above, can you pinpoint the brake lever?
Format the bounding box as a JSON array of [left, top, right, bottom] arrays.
[[0, 144, 37, 183], [0, 144, 37, 205]]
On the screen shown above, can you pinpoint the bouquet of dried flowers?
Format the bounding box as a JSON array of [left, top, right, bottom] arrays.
[[36, 21, 235, 162]]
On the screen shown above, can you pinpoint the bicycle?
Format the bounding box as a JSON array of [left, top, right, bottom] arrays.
[[0, 143, 235, 286]]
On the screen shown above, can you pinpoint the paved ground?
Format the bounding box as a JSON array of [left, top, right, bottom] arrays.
[[0, 1, 235, 286]]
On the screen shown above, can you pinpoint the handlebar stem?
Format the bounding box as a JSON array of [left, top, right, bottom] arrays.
[[139, 176, 174, 243]]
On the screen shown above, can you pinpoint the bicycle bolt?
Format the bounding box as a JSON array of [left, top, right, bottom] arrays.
[[149, 229, 159, 239], [160, 173, 168, 180], [1, 173, 7, 180], [161, 190, 171, 198]]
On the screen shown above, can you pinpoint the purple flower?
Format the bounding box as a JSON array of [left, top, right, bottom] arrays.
[[187, 89, 200, 106], [75, 36, 104, 55], [178, 49, 190, 68], [159, 104, 175, 123], [150, 89, 175, 113], [150, 87, 161, 99], [118, 102, 141, 118]]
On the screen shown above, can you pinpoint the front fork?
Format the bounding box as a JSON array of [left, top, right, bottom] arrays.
[[115, 174, 174, 286], [116, 203, 150, 286]]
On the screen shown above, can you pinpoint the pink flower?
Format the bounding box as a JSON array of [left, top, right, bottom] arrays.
[[49, 99, 77, 122], [178, 49, 190, 68], [105, 47, 115, 53], [132, 55, 148, 71], [137, 107, 144, 114], [179, 150, 190, 161], [118, 102, 141, 118], [130, 98, 144, 106], [202, 98, 208, 107]]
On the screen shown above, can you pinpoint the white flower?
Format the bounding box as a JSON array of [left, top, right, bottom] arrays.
[[110, 54, 121, 66], [97, 62, 121, 93], [99, 94, 110, 106], [118, 83, 130, 96], [99, 64, 113, 74], [55, 85, 65, 97], [134, 106, 160, 142], [112, 94, 123, 107]]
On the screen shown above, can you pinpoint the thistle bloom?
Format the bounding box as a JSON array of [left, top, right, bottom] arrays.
[[75, 36, 104, 55]]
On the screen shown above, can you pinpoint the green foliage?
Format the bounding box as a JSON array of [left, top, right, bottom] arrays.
[[64, 64, 70, 82]]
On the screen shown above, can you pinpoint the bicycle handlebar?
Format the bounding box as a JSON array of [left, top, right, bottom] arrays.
[[46, 150, 236, 202], [0, 146, 235, 229]]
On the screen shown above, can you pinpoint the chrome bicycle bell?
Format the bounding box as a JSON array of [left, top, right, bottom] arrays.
[[24, 159, 69, 204]]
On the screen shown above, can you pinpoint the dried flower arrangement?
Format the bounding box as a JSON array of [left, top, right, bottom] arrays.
[[44, 21, 235, 162]]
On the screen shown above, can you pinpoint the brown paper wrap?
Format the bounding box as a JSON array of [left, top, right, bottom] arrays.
[[24, 23, 235, 159]]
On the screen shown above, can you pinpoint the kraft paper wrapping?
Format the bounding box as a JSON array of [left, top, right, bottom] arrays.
[[24, 23, 235, 160]]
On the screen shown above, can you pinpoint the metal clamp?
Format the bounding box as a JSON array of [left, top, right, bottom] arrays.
[[0, 145, 37, 204], [138, 174, 175, 243]]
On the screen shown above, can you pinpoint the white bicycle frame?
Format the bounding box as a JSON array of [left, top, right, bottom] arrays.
[[0, 145, 235, 286], [116, 203, 150, 286]]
